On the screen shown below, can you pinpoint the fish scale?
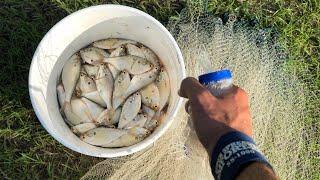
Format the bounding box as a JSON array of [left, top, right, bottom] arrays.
[[108, 45, 127, 78], [95, 64, 114, 109], [125, 66, 160, 98], [101, 55, 153, 75], [62, 54, 81, 105], [118, 92, 141, 129], [140, 83, 160, 111], [80, 47, 109, 64], [80, 127, 149, 148], [112, 70, 130, 109], [155, 67, 170, 111]]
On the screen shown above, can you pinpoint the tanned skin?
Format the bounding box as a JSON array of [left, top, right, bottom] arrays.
[[179, 77, 278, 180]]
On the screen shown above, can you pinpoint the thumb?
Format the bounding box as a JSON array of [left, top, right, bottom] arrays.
[[178, 77, 210, 99]]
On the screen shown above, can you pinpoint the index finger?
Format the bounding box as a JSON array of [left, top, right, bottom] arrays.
[[178, 77, 211, 99]]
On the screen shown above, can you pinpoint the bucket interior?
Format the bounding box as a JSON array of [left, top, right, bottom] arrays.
[[34, 6, 185, 157]]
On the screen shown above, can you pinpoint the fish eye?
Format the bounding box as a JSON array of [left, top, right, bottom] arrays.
[[88, 82, 91, 84]]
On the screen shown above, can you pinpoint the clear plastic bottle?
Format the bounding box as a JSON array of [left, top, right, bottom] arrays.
[[198, 69, 233, 97]]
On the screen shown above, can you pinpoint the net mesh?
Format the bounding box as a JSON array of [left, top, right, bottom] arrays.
[[82, 6, 318, 180]]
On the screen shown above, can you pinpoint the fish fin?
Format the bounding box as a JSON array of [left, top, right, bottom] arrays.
[[61, 101, 70, 113]]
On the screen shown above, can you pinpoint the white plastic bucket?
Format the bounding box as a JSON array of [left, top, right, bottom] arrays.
[[29, 5, 185, 158]]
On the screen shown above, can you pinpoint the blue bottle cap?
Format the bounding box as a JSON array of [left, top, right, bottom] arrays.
[[198, 69, 232, 84]]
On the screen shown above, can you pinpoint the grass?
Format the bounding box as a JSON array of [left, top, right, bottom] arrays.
[[0, 0, 318, 179]]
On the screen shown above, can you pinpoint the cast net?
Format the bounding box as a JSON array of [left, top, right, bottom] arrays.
[[82, 5, 319, 180]]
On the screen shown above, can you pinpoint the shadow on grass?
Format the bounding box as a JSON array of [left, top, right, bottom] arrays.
[[0, 1, 101, 179], [0, 0, 183, 179]]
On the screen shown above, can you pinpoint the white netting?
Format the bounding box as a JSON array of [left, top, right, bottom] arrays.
[[82, 7, 318, 180]]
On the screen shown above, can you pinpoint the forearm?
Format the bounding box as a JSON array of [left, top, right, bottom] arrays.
[[236, 162, 278, 180]]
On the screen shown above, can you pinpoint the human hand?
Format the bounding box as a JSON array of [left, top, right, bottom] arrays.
[[179, 77, 252, 154]]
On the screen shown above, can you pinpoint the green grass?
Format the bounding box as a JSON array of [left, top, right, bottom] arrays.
[[0, 0, 318, 179]]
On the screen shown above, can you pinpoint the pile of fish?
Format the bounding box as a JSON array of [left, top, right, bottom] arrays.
[[57, 38, 170, 148]]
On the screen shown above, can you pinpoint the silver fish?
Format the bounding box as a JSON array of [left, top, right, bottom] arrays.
[[110, 45, 126, 57], [126, 44, 145, 58], [95, 64, 114, 109], [81, 91, 107, 107], [155, 67, 170, 111], [140, 46, 160, 67], [101, 127, 149, 147], [61, 54, 81, 106], [71, 123, 97, 134], [80, 127, 149, 147], [83, 64, 99, 79], [142, 105, 155, 120], [111, 107, 122, 125], [107, 45, 127, 78], [81, 97, 104, 122], [108, 64, 120, 79], [69, 98, 92, 122], [101, 55, 153, 75], [64, 98, 91, 125], [118, 92, 141, 129], [144, 118, 159, 131], [92, 38, 137, 49], [140, 83, 160, 111], [142, 105, 158, 131], [77, 73, 107, 107], [57, 84, 65, 108], [128, 127, 150, 138], [96, 108, 114, 126], [78, 73, 96, 94], [125, 66, 160, 97], [80, 47, 109, 64], [81, 127, 127, 146], [124, 113, 148, 129], [153, 110, 166, 124], [112, 70, 130, 109], [96, 107, 122, 126]]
